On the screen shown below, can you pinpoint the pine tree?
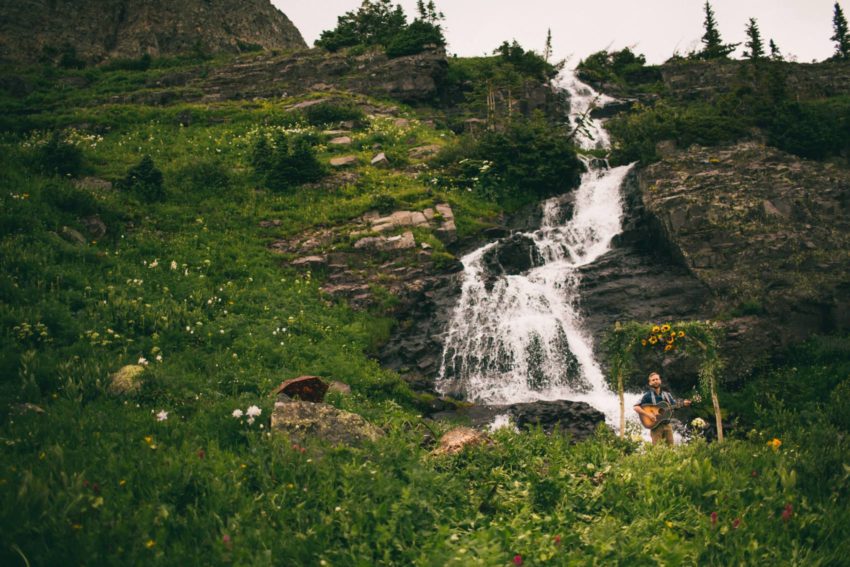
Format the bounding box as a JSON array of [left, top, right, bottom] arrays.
[[698, 1, 738, 59], [832, 2, 850, 60], [543, 28, 553, 62], [743, 18, 765, 60], [769, 39, 783, 61]]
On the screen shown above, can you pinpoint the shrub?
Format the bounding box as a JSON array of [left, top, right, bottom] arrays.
[[577, 48, 662, 91], [303, 102, 366, 127], [32, 131, 84, 177], [174, 159, 231, 199], [252, 133, 325, 192], [119, 155, 166, 202]]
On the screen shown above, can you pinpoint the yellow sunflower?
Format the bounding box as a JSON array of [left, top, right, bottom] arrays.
[[661, 324, 671, 332], [652, 325, 660, 333], [678, 331, 685, 338], [649, 337, 658, 345], [664, 344, 673, 351]]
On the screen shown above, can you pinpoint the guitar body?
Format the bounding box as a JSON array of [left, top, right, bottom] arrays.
[[639, 402, 675, 430]]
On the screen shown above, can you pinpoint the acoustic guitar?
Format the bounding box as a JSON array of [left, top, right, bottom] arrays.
[[639, 394, 701, 430]]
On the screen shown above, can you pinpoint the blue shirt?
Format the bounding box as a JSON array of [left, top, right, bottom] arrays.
[[638, 389, 676, 406]]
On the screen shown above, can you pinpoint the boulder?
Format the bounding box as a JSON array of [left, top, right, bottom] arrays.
[[431, 426, 492, 456], [508, 400, 606, 441], [482, 234, 544, 277], [271, 401, 384, 446], [354, 231, 416, 251], [290, 256, 327, 269], [107, 365, 146, 396], [329, 136, 352, 145], [330, 156, 358, 168], [370, 152, 390, 168], [274, 375, 329, 402], [83, 215, 107, 238], [74, 177, 112, 192], [408, 144, 441, 159], [59, 226, 87, 246]]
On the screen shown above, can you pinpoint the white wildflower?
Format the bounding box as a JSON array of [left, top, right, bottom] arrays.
[[170, 260, 177, 270], [138, 357, 149, 366], [247, 417, 255, 425], [149, 259, 159, 269], [246, 405, 262, 418], [155, 410, 168, 421], [155, 354, 163, 363], [232, 409, 244, 418], [691, 417, 708, 430]]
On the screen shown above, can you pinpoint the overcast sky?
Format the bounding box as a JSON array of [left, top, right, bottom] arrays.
[[276, 0, 841, 65]]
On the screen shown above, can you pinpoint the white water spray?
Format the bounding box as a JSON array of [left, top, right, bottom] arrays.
[[436, 71, 637, 430]]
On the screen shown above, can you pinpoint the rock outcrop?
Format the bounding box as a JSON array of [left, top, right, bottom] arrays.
[[0, 0, 306, 64], [271, 401, 384, 447]]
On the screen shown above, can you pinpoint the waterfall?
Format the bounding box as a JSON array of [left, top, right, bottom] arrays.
[[435, 72, 635, 428]]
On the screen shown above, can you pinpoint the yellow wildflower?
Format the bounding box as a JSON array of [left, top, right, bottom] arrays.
[[767, 438, 782, 451], [661, 324, 671, 332], [145, 539, 156, 549], [652, 325, 660, 333], [641, 339, 647, 346], [667, 337, 675, 344], [649, 337, 658, 345], [664, 344, 673, 351], [678, 331, 685, 338], [144, 436, 153, 445]]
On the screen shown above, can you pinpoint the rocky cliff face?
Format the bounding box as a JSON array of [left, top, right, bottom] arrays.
[[634, 142, 850, 379], [0, 0, 306, 64]]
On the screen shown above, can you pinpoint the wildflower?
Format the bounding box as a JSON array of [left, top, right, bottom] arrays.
[[767, 438, 782, 451], [246, 405, 262, 418], [781, 503, 793, 522], [247, 417, 255, 425], [144, 436, 154, 445], [232, 409, 244, 418], [652, 325, 660, 333], [149, 259, 159, 269], [678, 330, 685, 337], [156, 410, 168, 421], [751, 469, 759, 477], [661, 324, 671, 332], [710, 511, 718, 526], [197, 449, 206, 459], [641, 339, 647, 346], [732, 518, 741, 529], [664, 345, 673, 351], [155, 354, 163, 363], [222, 534, 232, 547], [170, 260, 177, 270], [119, 479, 126, 486], [691, 417, 707, 430], [649, 337, 658, 345], [513, 555, 523, 566], [145, 539, 156, 549], [138, 357, 149, 366], [553, 535, 562, 545]]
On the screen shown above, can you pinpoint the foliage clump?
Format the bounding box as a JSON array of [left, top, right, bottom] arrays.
[[315, 0, 445, 58], [432, 115, 583, 205], [576, 48, 662, 92], [31, 131, 84, 177], [251, 132, 325, 192], [118, 155, 165, 202], [302, 101, 365, 127]]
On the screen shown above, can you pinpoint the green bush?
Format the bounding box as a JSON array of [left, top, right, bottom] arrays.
[[577, 48, 662, 91], [118, 155, 166, 202], [303, 102, 365, 127], [174, 159, 231, 199], [32, 131, 84, 177], [252, 132, 325, 192]]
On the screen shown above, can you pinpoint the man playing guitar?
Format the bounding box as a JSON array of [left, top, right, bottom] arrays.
[[633, 372, 691, 445]]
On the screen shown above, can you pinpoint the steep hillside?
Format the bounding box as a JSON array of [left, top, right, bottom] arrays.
[[0, 0, 306, 65]]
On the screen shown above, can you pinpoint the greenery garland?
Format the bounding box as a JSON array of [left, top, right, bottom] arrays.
[[604, 320, 726, 441]]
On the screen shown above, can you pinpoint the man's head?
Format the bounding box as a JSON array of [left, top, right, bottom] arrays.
[[648, 372, 662, 389]]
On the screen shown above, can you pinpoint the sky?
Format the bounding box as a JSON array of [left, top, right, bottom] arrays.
[[276, 0, 841, 66]]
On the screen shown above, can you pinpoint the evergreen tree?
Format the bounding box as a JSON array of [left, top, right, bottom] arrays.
[[743, 18, 765, 60], [832, 2, 850, 60], [769, 39, 784, 61], [698, 1, 738, 59], [543, 28, 553, 62]]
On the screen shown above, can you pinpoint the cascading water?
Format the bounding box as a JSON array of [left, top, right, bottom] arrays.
[[436, 71, 636, 429]]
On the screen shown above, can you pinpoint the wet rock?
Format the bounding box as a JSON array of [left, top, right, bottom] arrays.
[[482, 234, 544, 278], [508, 400, 606, 441], [271, 401, 384, 446]]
